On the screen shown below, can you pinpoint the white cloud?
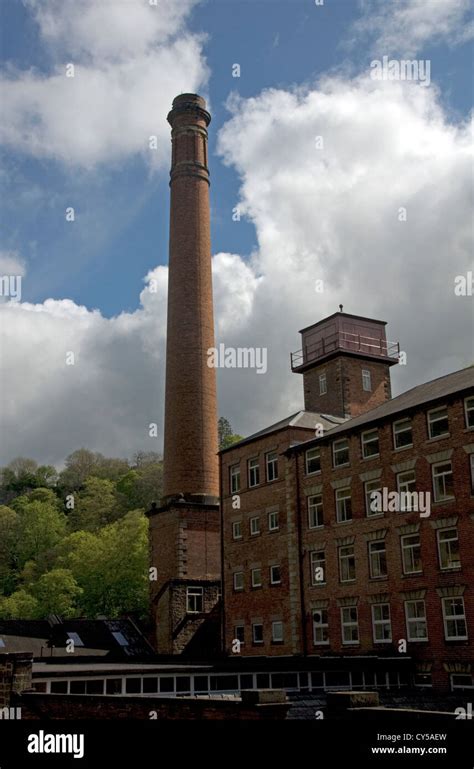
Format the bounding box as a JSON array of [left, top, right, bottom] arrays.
[[352, 0, 473, 56], [0, 75, 472, 465], [0, 0, 208, 169]]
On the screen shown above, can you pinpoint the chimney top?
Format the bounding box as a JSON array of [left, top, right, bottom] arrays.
[[168, 93, 211, 126]]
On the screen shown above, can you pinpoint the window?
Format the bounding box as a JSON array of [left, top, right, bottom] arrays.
[[0, 638, 5, 648], [361, 429, 379, 459], [432, 461, 454, 502], [272, 621, 283, 643], [234, 625, 245, 644], [437, 528, 461, 570], [111, 631, 128, 647], [405, 600, 428, 641], [270, 565, 281, 585], [248, 458, 260, 487], [368, 540, 387, 579], [401, 533, 422, 575], [308, 494, 323, 528], [362, 369, 372, 392], [187, 586, 204, 613], [230, 464, 240, 493], [313, 609, 329, 645], [333, 439, 350, 467], [471, 454, 474, 495], [266, 451, 278, 482], [250, 516, 260, 536], [341, 606, 359, 645], [251, 568, 262, 588], [393, 418, 413, 449], [252, 623, 263, 644], [233, 572, 244, 591], [310, 550, 325, 585], [442, 597, 467, 640], [319, 373, 327, 395], [365, 479, 382, 516], [66, 632, 84, 647], [232, 521, 242, 540], [339, 545, 355, 582], [397, 469, 417, 511], [372, 603, 392, 642], [335, 487, 352, 523], [268, 510, 279, 531], [465, 397, 474, 429], [428, 406, 449, 439], [305, 448, 321, 475]]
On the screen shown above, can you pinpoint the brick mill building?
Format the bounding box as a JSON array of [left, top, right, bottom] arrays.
[[149, 93, 474, 694]]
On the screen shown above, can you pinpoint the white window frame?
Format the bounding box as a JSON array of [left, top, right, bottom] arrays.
[[308, 493, 323, 528], [230, 464, 240, 493], [339, 545, 355, 583], [397, 469, 417, 511], [312, 609, 329, 646], [252, 623, 263, 644], [333, 439, 350, 468], [464, 396, 474, 429], [432, 460, 454, 502], [404, 599, 428, 642], [250, 516, 260, 536], [186, 586, 204, 614], [401, 533, 422, 575], [361, 429, 379, 459], [362, 369, 372, 392], [268, 510, 279, 531], [393, 418, 413, 450], [232, 520, 242, 540], [442, 597, 468, 641], [305, 447, 321, 475], [234, 625, 245, 644], [310, 550, 325, 586], [266, 451, 278, 482], [341, 606, 359, 645], [437, 527, 461, 571], [271, 621, 284, 643], [248, 457, 260, 487], [251, 568, 262, 588], [335, 487, 352, 523], [233, 572, 244, 592], [427, 406, 449, 439], [371, 603, 392, 643], [368, 540, 387, 579], [270, 564, 281, 585], [365, 479, 382, 517], [319, 373, 327, 395]]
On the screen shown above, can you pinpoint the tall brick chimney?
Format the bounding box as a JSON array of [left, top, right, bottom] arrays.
[[162, 93, 219, 504], [148, 95, 221, 655]]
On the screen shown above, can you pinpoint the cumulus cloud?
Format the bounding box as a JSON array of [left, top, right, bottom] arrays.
[[1, 75, 472, 465], [352, 0, 473, 56], [0, 0, 208, 168]]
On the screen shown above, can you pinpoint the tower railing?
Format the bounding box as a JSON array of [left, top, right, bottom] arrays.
[[290, 331, 400, 370]]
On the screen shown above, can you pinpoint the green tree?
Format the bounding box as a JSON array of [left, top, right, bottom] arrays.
[[0, 589, 40, 619], [14, 498, 67, 572], [32, 569, 83, 618], [218, 416, 243, 450], [67, 477, 120, 532], [0, 505, 19, 594]]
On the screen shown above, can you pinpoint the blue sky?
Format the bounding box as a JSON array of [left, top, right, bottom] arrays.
[[0, 0, 472, 465], [1, 0, 472, 317]]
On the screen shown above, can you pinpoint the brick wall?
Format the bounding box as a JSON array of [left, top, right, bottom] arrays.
[[303, 356, 392, 417], [0, 653, 33, 708]]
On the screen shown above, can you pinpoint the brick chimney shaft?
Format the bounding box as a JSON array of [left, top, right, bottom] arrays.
[[162, 94, 219, 504]]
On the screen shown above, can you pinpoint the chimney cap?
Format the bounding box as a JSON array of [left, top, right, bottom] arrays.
[[168, 93, 211, 127]]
